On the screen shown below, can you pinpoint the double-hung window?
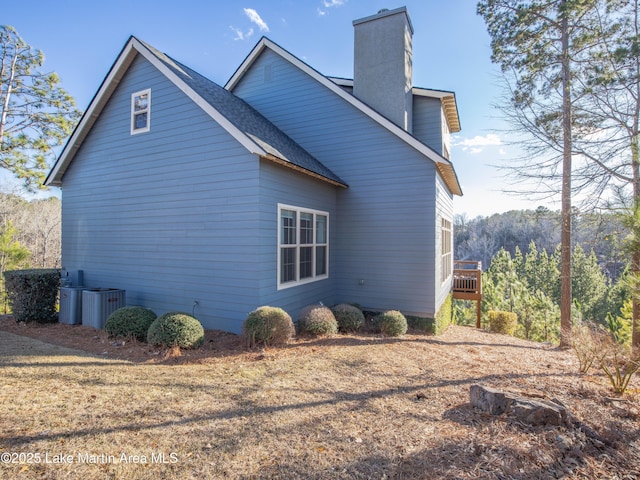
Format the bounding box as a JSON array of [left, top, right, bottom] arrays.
[[131, 89, 151, 134], [441, 218, 452, 282], [278, 204, 329, 289]]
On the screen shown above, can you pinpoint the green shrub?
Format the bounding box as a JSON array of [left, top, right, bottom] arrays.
[[243, 306, 294, 348], [488, 310, 518, 336], [434, 293, 453, 334], [3, 269, 60, 323], [147, 312, 204, 349], [406, 315, 435, 333], [105, 306, 157, 341], [298, 304, 338, 336], [375, 310, 408, 337], [331, 304, 365, 333]]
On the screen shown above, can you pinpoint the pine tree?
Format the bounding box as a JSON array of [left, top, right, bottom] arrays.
[[572, 244, 608, 321], [1, 26, 80, 190], [477, 0, 600, 347]]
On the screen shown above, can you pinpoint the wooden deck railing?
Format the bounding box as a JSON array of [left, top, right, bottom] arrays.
[[453, 261, 482, 295], [452, 260, 482, 328]]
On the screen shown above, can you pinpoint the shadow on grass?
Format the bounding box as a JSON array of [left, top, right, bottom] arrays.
[[253, 405, 638, 479], [0, 331, 131, 367], [286, 332, 556, 353], [2, 369, 585, 447]]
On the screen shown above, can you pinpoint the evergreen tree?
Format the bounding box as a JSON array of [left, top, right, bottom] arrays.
[[572, 244, 608, 321], [477, 0, 601, 347], [0, 219, 29, 273], [0, 26, 80, 190], [0, 219, 30, 312]]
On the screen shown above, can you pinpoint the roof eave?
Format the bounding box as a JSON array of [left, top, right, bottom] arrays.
[[436, 163, 463, 197], [326, 79, 461, 134], [261, 154, 348, 188]]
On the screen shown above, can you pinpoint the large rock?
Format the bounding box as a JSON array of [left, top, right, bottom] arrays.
[[470, 384, 568, 426], [469, 384, 513, 415]]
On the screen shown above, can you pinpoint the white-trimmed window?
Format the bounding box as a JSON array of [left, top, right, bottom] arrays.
[[278, 204, 329, 289], [441, 218, 452, 282], [131, 89, 151, 134]]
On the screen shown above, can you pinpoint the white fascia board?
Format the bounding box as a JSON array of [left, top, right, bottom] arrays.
[[327, 77, 353, 87], [226, 38, 453, 169], [412, 87, 455, 98], [329, 78, 456, 100]]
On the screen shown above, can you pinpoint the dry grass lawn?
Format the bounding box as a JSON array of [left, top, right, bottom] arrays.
[[0, 317, 639, 479]]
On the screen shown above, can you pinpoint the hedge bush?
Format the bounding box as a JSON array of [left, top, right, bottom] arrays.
[[488, 310, 518, 336], [105, 306, 157, 341], [375, 310, 408, 337], [434, 293, 453, 334], [147, 312, 204, 349], [331, 304, 365, 333], [243, 306, 294, 348], [3, 269, 60, 323], [298, 304, 338, 336], [406, 315, 435, 334]]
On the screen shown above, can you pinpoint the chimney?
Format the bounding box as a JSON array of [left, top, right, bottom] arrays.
[[353, 7, 414, 131]]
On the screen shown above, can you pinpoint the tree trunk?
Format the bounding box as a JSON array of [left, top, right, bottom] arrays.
[[632, 141, 640, 350], [632, 0, 640, 352], [560, 0, 573, 348]]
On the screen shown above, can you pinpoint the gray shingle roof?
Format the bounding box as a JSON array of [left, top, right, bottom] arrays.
[[137, 39, 346, 187]]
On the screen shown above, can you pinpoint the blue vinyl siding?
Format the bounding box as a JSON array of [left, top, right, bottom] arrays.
[[257, 160, 337, 321], [413, 96, 444, 155], [61, 55, 261, 332], [233, 50, 443, 317]]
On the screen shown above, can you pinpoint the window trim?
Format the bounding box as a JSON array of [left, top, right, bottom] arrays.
[[131, 89, 151, 135], [277, 203, 329, 290], [441, 217, 452, 283]]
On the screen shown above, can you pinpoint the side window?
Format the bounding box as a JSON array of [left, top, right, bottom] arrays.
[[441, 218, 452, 282], [131, 89, 151, 134], [278, 204, 329, 289]]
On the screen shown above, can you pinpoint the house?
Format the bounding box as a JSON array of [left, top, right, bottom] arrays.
[[45, 6, 462, 333]]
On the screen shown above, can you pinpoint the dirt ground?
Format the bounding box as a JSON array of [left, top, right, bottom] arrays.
[[0, 314, 244, 364], [1, 315, 640, 479]]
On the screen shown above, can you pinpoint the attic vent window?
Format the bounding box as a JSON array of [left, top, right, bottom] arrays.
[[131, 89, 151, 134]]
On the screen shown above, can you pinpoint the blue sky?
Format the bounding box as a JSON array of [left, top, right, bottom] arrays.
[[4, 0, 553, 218]]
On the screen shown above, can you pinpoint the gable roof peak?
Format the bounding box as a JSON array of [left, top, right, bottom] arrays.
[[225, 35, 462, 196], [45, 36, 346, 188]]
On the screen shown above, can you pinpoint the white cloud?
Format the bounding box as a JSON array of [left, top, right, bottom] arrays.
[[244, 8, 269, 32], [323, 0, 346, 6], [318, 0, 346, 16], [458, 134, 502, 148], [230, 25, 254, 41], [455, 134, 502, 154], [230, 26, 244, 41]]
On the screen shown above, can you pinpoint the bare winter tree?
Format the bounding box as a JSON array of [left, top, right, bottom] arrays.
[[0, 192, 60, 269], [477, 0, 599, 347], [568, 0, 640, 348]]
